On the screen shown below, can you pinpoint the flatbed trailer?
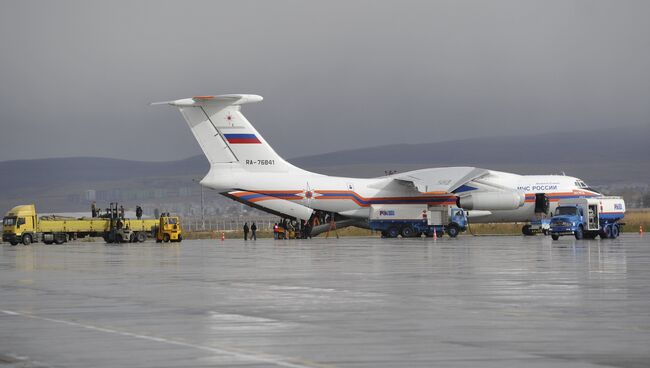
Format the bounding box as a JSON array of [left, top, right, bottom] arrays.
[[2, 204, 158, 245]]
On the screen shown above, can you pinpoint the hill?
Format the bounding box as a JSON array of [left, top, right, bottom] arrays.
[[0, 125, 647, 212]]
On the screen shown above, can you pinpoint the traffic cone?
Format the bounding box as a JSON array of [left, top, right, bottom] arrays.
[[221, 232, 225, 241]]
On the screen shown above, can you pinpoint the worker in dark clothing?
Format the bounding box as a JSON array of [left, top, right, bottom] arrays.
[[119, 205, 125, 219], [91, 202, 97, 218], [243, 222, 249, 241], [136, 206, 143, 220], [250, 222, 257, 240]]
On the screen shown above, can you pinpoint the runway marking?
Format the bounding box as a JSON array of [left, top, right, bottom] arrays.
[[1, 309, 335, 368]]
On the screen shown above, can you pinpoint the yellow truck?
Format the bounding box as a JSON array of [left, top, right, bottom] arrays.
[[2, 204, 169, 245]]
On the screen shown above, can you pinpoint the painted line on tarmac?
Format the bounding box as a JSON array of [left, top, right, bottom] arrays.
[[1, 309, 334, 368]]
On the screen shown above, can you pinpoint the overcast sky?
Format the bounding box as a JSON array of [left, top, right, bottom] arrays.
[[0, 0, 648, 162]]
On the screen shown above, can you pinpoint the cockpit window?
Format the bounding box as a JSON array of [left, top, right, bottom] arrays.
[[575, 179, 599, 193], [575, 180, 588, 188]]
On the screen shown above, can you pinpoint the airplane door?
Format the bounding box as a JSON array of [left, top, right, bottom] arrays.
[[534, 193, 549, 215]]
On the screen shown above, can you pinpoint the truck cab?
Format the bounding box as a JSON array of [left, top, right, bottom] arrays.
[[2, 205, 37, 245], [549, 197, 625, 240]]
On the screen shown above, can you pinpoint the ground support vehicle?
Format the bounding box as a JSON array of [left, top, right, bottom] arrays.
[[154, 215, 182, 243], [368, 204, 467, 238], [549, 197, 625, 240], [2, 204, 158, 245]]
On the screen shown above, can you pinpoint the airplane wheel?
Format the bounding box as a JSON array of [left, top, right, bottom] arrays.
[[522, 225, 533, 236], [387, 227, 399, 238], [401, 226, 415, 238]]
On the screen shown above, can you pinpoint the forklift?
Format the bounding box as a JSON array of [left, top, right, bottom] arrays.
[[155, 213, 182, 243]]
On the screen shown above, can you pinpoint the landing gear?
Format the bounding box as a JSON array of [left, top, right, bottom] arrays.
[[522, 225, 534, 236]]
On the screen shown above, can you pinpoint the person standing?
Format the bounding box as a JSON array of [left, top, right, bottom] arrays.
[[273, 223, 279, 239], [136, 206, 143, 220], [243, 222, 249, 241], [91, 202, 97, 218], [250, 222, 257, 240]]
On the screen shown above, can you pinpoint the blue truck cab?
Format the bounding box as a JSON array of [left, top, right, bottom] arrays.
[[549, 197, 625, 240], [368, 204, 467, 238]]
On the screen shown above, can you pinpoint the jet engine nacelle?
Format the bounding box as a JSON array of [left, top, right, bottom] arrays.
[[457, 191, 525, 211]]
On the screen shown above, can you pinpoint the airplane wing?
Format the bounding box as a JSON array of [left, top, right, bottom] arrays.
[[392, 167, 490, 194]]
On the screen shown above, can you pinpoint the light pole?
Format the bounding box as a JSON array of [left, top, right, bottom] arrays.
[[192, 179, 205, 231]]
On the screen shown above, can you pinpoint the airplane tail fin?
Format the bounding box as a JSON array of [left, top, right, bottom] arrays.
[[152, 94, 298, 173]]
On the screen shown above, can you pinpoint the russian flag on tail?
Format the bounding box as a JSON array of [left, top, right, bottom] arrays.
[[224, 133, 261, 144]]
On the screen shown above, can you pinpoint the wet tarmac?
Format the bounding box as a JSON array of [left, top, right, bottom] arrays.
[[1, 235, 649, 367]]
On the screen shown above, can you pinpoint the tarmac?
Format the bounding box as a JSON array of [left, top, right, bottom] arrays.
[[1, 234, 649, 368]]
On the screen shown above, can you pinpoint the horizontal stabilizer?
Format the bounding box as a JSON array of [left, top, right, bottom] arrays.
[[151, 94, 263, 107]]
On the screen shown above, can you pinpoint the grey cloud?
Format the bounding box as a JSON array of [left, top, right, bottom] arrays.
[[0, 0, 648, 161]]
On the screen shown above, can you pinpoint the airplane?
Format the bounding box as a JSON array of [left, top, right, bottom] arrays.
[[153, 94, 602, 237]]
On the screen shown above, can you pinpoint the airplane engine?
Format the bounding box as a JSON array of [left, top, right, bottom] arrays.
[[457, 191, 525, 211]]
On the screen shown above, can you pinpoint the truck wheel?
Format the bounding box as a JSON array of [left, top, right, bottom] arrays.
[[551, 234, 560, 241], [522, 225, 533, 236], [10, 241, 18, 246], [177, 234, 182, 243], [574, 225, 584, 240], [446, 224, 460, 238], [129, 233, 136, 243], [602, 225, 613, 239], [387, 227, 399, 238], [611, 225, 620, 238], [22, 234, 32, 245], [401, 226, 415, 238], [54, 234, 65, 245], [137, 232, 147, 243], [163, 234, 170, 243]]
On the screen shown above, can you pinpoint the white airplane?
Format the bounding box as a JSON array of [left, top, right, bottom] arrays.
[[154, 94, 602, 236]]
